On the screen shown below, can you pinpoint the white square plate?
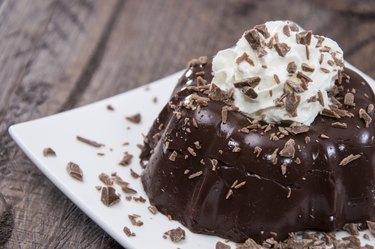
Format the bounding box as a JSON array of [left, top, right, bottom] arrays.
[[9, 65, 375, 249]]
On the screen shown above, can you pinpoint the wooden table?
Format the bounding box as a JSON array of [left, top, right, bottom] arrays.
[[1, 0, 374, 248]]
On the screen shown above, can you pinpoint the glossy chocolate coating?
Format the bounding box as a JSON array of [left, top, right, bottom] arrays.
[[140, 62, 375, 243]]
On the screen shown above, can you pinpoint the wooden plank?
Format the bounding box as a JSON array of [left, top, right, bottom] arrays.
[[1, 0, 375, 248]]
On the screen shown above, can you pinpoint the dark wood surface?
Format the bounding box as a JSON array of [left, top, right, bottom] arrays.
[[0, 0, 374, 248]]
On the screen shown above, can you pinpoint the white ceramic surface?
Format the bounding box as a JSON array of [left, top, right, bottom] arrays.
[[9, 65, 375, 248]]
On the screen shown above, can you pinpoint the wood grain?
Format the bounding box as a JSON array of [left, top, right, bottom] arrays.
[[0, 0, 374, 248]]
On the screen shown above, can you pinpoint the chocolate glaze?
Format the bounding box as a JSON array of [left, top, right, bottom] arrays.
[[140, 61, 375, 243]]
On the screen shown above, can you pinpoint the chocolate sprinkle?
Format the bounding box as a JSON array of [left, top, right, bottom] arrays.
[[274, 43, 291, 57], [221, 106, 228, 124], [101, 186, 120, 206], [66, 162, 83, 181], [76, 136, 104, 148], [125, 113, 142, 124], [339, 154, 361, 166], [43, 147, 56, 157]]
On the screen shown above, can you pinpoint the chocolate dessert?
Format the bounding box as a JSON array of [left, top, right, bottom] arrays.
[[140, 21, 375, 243]]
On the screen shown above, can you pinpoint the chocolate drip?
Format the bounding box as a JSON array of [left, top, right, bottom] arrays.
[[140, 62, 375, 243]]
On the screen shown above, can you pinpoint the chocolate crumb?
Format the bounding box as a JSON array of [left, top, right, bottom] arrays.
[[210, 159, 218, 171], [343, 223, 359, 236], [359, 108, 372, 128], [331, 122, 347, 129], [148, 205, 158, 214], [106, 104, 114, 111], [287, 61, 297, 73], [216, 241, 231, 249], [279, 139, 296, 158], [188, 56, 208, 67], [367, 221, 375, 236], [165, 227, 185, 242], [99, 173, 113, 185], [281, 164, 287, 175], [67, 162, 83, 181], [232, 146, 241, 153], [339, 154, 361, 166], [274, 43, 291, 57], [125, 113, 141, 124], [130, 169, 140, 179], [169, 151, 177, 161], [101, 186, 120, 206], [97, 152, 105, 156], [119, 152, 133, 166], [123, 226, 135, 237], [76, 136, 104, 148], [295, 157, 301, 164], [363, 234, 370, 240], [128, 214, 143, 226], [43, 147, 56, 157], [152, 96, 158, 103], [95, 186, 102, 191]]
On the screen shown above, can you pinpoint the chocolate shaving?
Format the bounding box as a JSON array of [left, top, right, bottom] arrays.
[[339, 154, 361, 166], [126, 113, 141, 124], [133, 196, 146, 203], [305, 45, 310, 60], [305, 136, 311, 144], [273, 74, 281, 84], [119, 152, 133, 166], [359, 108, 372, 128], [287, 61, 297, 73], [169, 150, 177, 161], [283, 25, 291, 37], [274, 43, 291, 57], [285, 91, 301, 117], [234, 77, 261, 88], [254, 24, 270, 38], [344, 93, 355, 106], [188, 170, 203, 179], [234, 181, 246, 189], [106, 104, 114, 111], [271, 148, 279, 165], [232, 146, 241, 153], [99, 173, 113, 185], [320, 134, 329, 139], [148, 205, 158, 214], [320, 67, 330, 73], [216, 241, 231, 249], [281, 164, 287, 175], [317, 91, 324, 107], [128, 214, 143, 226], [67, 162, 83, 181], [343, 223, 359, 236], [196, 76, 207, 86], [130, 169, 140, 179], [123, 226, 135, 237], [297, 71, 312, 83], [237, 238, 264, 249], [286, 125, 309, 135], [210, 159, 218, 171], [43, 147, 56, 157], [209, 84, 233, 102], [315, 35, 325, 47], [286, 79, 305, 93], [101, 186, 120, 206], [368, 104, 374, 113], [188, 56, 208, 67], [331, 122, 347, 129], [165, 227, 185, 242], [244, 29, 263, 50], [279, 139, 296, 158], [366, 221, 375, 236], [187, 147, 197, 157], [321, 108, 340, 119], [226, 189, 233, 199], [236, 52, 254, 66], [76, 136, 104, 148], [301, 63, 315, 72], [242, 87, 258, 99], [296, 31, 312, 45]]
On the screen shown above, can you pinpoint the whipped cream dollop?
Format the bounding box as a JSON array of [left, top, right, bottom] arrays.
[[212, 20, 344, 125]]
